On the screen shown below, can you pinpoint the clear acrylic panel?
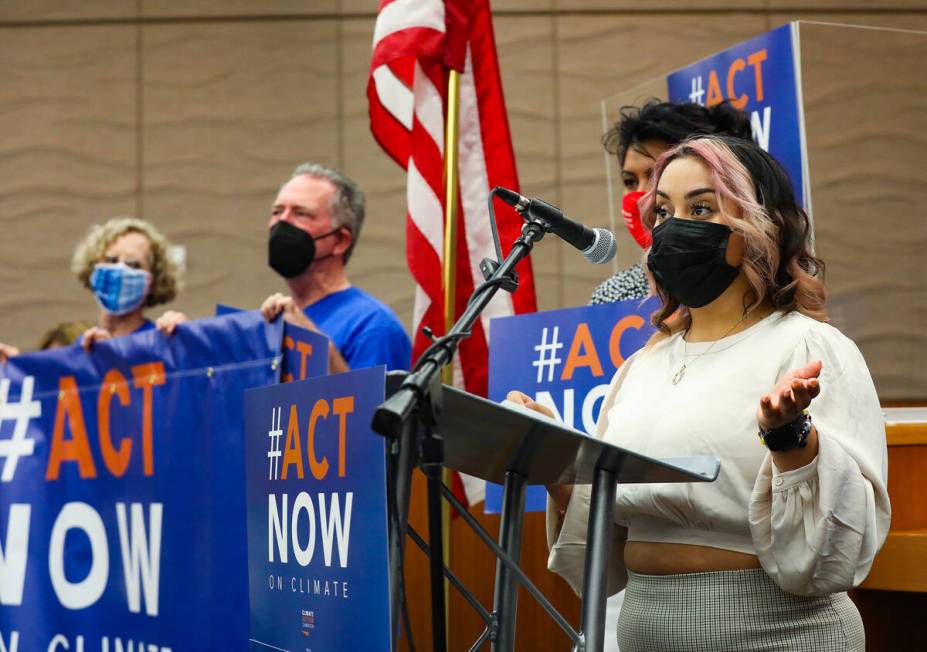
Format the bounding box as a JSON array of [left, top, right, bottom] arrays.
[[796, 21, 927, 401], [600, 76, 668, 274]]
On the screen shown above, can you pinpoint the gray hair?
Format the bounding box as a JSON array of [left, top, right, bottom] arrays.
[[290, 163, 365, 263]]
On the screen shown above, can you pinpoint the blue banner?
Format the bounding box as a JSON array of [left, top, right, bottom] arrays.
[[485, 299, 657, 513], [666, 23, 808, 207], [0, 311, 324, 651], [244, 366, 392, 652], [216, 304, 330, 382]]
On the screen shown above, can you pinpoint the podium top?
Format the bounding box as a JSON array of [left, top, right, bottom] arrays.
[[436, 385, 719, 486]]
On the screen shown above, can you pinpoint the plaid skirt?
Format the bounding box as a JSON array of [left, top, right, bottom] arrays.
[[616, 568, 864, 652]]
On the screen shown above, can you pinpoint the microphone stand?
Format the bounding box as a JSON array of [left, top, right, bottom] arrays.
[[372, 212, 546, 652]]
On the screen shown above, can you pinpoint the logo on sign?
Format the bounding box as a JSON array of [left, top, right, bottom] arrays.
[[301, 609, 315, 637]]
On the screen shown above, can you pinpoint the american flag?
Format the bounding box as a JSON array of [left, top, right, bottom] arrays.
[[368, 0, 536, 502]]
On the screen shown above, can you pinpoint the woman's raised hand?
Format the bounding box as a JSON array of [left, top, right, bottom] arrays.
[[758, 360, 822, 431]]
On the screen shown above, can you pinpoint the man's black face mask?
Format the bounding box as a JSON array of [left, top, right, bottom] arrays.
[[267, 221, 339, 278]]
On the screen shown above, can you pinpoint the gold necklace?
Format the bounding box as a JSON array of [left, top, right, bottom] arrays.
[[672, 312, 751, 385]]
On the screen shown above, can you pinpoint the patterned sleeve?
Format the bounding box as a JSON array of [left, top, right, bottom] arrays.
[[589, 263, 650, 305], [748, 325, 891, 596]]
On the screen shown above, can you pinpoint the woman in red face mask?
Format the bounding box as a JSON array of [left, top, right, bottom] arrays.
[[590, 100, 752, 305]]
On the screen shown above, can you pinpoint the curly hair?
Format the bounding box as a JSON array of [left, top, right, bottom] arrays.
[[639, 135, 827, 335], [38, 320, 94, 349], [71, 217, 182, 307], [603, 99, 752, 165]]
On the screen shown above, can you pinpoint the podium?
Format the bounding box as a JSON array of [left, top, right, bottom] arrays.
[[380, 372, 720, 652]]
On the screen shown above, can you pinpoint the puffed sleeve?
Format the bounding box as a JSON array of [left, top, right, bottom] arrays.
[[748, 325, 891, 596], [546, 351, 638, 596]]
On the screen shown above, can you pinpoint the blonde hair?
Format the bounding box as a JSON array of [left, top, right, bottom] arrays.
[[71, 217, 182, 307], [639, 135, 827, 336], [38, 320, 94, 349]]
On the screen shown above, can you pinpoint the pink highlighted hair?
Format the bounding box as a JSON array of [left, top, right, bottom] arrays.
[[638, 135, 827, 335]]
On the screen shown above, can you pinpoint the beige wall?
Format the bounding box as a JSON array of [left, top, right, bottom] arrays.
[[1, 1, 925, 359]]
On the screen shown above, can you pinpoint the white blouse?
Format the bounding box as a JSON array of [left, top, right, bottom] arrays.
[[547, 310, 890, 597]]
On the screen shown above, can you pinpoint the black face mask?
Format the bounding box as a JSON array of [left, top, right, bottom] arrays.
[[268, 221, 339, 278], [647, 218, 740, 308]]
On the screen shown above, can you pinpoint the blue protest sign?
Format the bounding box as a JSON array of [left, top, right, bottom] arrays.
[[0, 311, 296, 650], [216, 304, 329, 382], [485, 299, 657, 513], [244, 366, 391, 652], [666, 23, 808, 208]]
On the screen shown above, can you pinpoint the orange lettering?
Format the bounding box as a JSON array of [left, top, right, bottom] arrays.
[[282, 335, 295, 383], [560, 323, 604, 380], [332, 397, 354, 477], [747, 49, 767, 102], [307, 398, 330, 480], [296, 341, 313, 380], [609, 315, 646, 369], [726, 58, 748, 109], [281, 404, 305, 480], [706, 70, 724, 107], [131, 362, 166, 476], [98, 369, 132, 477], [46, 377, 97, 480]]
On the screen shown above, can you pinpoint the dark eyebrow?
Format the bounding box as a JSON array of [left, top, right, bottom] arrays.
[[655, 187, 716, 200], [685, 188, 715, 199], [271, 203, 314, 214], [630, 143, 658, 161]]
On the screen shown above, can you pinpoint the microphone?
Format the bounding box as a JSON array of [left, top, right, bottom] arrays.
[[494, 187, 616, 264]]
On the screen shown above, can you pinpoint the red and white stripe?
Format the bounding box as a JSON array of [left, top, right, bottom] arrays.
[[369, 0, 536, 504]]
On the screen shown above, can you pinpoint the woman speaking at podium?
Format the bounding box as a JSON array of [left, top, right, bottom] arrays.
[[511, 135, 890, 651]]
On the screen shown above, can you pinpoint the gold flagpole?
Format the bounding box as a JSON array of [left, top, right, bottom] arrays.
[[443, 74, 461, 376], [441, 68, 461, 642]]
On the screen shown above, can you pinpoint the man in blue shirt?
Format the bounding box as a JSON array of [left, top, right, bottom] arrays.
[[260, 163, 411, 373]]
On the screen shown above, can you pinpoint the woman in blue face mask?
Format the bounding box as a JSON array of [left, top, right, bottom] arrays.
[[512, 135, 889, 651], [71, 217, 185, 349]]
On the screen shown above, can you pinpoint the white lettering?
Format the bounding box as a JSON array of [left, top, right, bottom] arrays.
[[268, 494, 288, 563], [534, 389, 574, 429], [0, 630, 20, 652], [581, 385, 609, 433], [751, 106, 772, 151], [319, 492, 352, 568], [47, 635, 69, 651], [291, 492, 316, 567], [47, 635, 83, 651], [48, 503, 109, 609], [0, 504, 30, 605], [116, 502, 163, 616]]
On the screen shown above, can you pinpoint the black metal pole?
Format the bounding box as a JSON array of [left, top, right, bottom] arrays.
[[491, 470, 527, 652], [579, 466, 618, 652], [424, 448, 448, 652], [372, 218, 547, 652], [387, 414, 417, 642], [372, 222, 545, 441], [439, 483, 581, 645]]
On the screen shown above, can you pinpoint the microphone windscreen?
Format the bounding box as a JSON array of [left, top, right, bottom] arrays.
[[581, 228, 617, 264], [494, 187, 524, 208]]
